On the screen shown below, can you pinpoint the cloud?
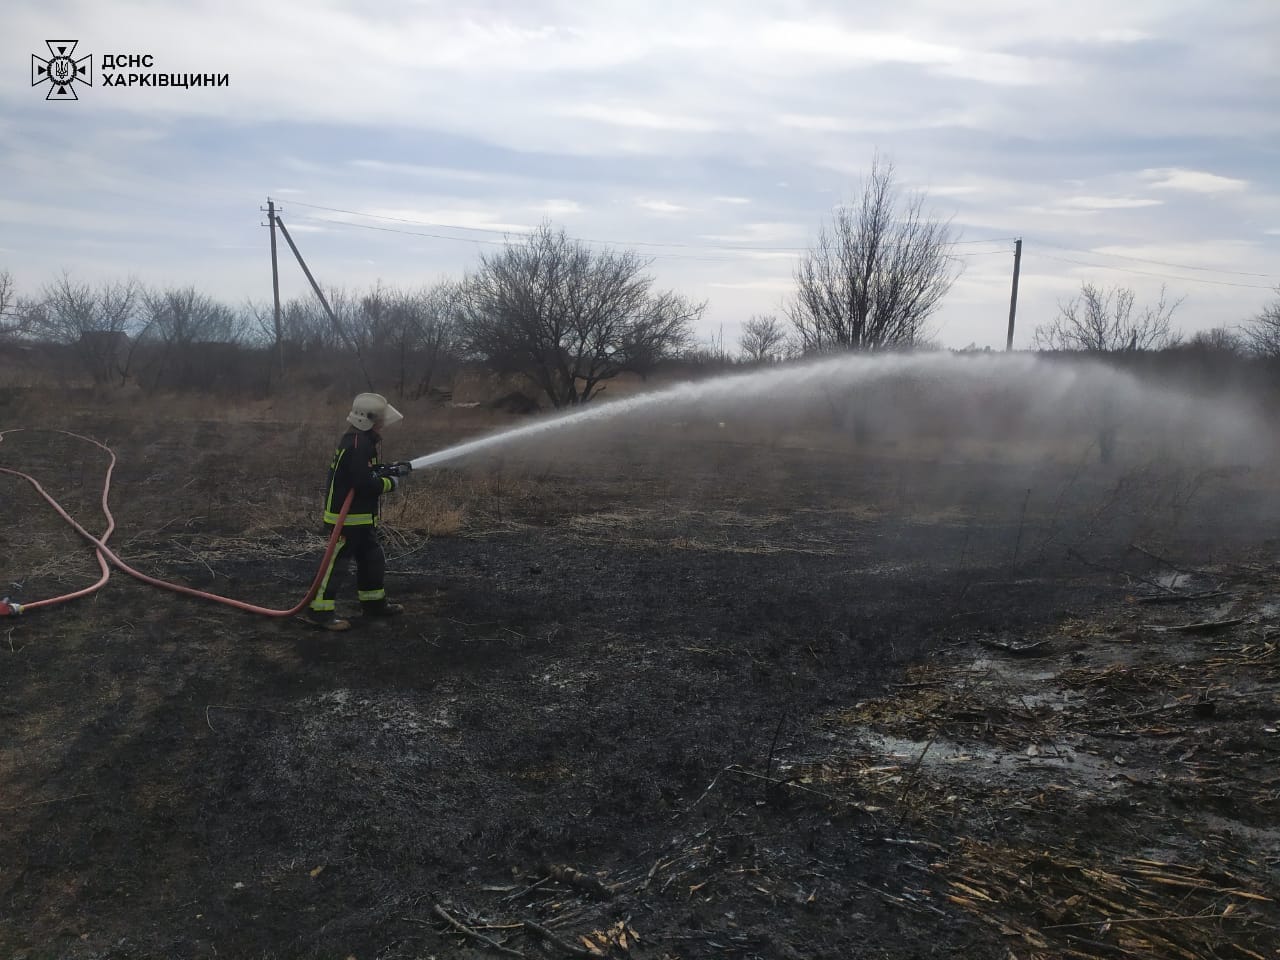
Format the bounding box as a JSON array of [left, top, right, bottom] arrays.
[[310, 207, 531, 234], [1140, 168, 1249, 193], [635, 199, 689, 215], [754, 21, 1063, 86], [561, 103, 718, 132], [531, 199, 584, 217], [349, 160, 512, 184], [2, 0, 1278, 351], [707, 278, 794, 292], [1058, 196, 1164, 210]]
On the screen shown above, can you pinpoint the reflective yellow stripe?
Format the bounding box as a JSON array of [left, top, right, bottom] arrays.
[[381, 477, 392, 493], [309, 537, 346, 612], [325, 511, 375, 525], [358, 589, 386, 601], [324, 448, 344, 517]]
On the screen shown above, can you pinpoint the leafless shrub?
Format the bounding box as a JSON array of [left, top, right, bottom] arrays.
[[26, 273, 143, 384], [739, 314, 789, 363], [1185, 326, 1245, 355], [1033, 282, 1184, 352], [0, 270, 22, 341], [1241, 288, 1280, 359], [788, 155, 960, 353], [457, 222, 702, 407]]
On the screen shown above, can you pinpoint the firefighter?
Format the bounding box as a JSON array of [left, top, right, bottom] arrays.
[[304, 392, 412, 631]]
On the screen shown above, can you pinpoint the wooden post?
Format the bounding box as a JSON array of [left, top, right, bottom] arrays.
[[274, 214, 374, 390], [267, 198, 283, 376], [1006, 237, 1022, 351]]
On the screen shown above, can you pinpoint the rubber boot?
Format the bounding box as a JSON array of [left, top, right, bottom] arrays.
[[362, 600, 404, 619], [303, 610, 352, 632]]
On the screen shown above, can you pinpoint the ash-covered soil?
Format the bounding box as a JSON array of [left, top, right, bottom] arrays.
[[2, 418, 1278, 959]]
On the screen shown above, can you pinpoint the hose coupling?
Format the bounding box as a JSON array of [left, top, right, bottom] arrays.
[[0, 598, 23, 617]]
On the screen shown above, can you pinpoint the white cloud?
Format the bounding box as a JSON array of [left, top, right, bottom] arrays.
[[697, 222, 808, 245], [635, 199, 689, 215], [561, 103, 718, 132], [1092, 28, 1150, 44], [532, 199, 584, 217], [349, 160, 511, 184], [707, 278, 794, 292], [754, 21, 1061, 86], [1140, 168, 1249, 193], [1059, 196, 1164, 210], [713, 196, 752, 205], [778, 113, 852, 132], [312, 207, 530, 234]]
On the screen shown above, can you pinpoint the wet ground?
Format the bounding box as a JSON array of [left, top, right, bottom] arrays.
[[2, 417, 1278, 959]]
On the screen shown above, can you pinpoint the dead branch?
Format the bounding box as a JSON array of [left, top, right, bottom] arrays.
[[1128, 543, 1195, 575], [0, 792, 96, 812], [725, 765, 882, 817], [1168, 618, 1246, 634], [431, 903, 525, 958], [546, 864, 614, 901], [978, 638, 1053, 657], [522, 919, 597, 958], [895, 734, 939, 826], [1044, 911, 1246, 930], [1137, 592, 1230, 605], [1067, 548, 1178, 595], [502, 875, 550, 902]]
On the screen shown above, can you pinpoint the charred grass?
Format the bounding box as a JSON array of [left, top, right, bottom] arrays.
[[1, 396, 1279, 959]]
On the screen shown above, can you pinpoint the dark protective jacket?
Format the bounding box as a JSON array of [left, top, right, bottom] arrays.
[[322, 428, 393, 527]]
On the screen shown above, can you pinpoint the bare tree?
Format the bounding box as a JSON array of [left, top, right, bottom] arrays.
[[1242, 288, 1280, 359], [142, 286, 242, 346], [137, 286, 244, 390], [788, 156, 960, 353], [29, 273, 142, 383], [1186, 326, 1245, 355], [0, 270, 26, 341], [458, 223, 702, 407], [739, 314, 788, 363], [1033, 282, 1184, 352], [364, 283, 462, 400]]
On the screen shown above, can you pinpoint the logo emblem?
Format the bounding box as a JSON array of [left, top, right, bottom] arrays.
[[32, 41, 92, 100]]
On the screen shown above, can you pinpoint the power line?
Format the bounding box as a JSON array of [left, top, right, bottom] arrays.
[[1034, 252, 1276, 290], [296, 212, 1010, 265], [303, 217, 743, 263], [1032, 238, 1277, 279], [281, 198, 1018, 254]]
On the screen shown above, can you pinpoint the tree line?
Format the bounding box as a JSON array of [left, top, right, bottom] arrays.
[[2, 157, 1278, 407]]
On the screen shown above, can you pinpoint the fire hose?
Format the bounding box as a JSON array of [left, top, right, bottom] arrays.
[[0, 428, 356, 619]]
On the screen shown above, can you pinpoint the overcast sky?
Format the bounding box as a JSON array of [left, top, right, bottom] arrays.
[[3, 0, 1278, 349]]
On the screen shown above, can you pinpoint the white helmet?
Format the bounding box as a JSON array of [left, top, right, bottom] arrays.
[[347, 392, 403, 431]]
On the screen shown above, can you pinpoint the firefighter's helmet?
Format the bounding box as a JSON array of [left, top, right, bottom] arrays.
[[347, 393, 403, 431]]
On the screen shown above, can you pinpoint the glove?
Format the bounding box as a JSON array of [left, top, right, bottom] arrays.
[[373, 461, 413, 479]]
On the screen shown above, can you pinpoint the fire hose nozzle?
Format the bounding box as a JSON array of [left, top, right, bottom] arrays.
[[0, 598, 24, 617]]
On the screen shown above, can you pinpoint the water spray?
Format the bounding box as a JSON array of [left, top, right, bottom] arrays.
[[408, 352, 1263, 472], [2, 353, 1268, 620]]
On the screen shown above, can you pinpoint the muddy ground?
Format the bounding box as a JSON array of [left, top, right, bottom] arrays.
[[2, 412, 1278, 959]]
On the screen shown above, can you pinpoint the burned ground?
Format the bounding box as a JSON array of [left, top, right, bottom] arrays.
[[2, 411, 1278, 959]]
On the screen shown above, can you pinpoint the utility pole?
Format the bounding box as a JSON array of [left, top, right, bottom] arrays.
[[274, 213, 374, 390], [1005, 237, 1022, 351], [266, 198, 283, 376]]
